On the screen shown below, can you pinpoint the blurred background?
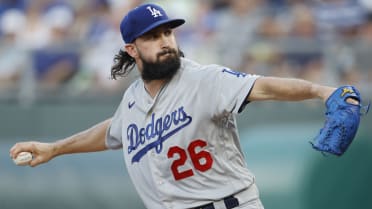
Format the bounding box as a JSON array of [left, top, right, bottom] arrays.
[[0, 0, 371, 209]]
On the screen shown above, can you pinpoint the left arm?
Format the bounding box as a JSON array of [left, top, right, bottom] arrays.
[[247, 77, 336, 102]]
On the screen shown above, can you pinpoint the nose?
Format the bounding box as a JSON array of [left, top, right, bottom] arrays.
[[159, 34, 170, 48]]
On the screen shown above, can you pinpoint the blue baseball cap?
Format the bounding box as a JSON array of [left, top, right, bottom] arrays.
[[120, 3, 185, 43]]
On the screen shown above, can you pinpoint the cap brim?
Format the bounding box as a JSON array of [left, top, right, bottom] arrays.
[[133, 19, 185, 42]]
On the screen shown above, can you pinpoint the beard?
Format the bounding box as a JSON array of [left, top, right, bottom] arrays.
[[139, 48, 182, 81]]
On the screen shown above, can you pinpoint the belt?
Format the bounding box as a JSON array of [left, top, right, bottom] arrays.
[[191, 183, 260, 209], [192, 195, 239, 209]]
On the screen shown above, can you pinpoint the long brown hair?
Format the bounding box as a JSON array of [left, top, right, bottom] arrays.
[[110, 49, 135, 80]]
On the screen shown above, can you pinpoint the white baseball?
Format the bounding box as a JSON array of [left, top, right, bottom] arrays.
[[13, 152, 33, 166]]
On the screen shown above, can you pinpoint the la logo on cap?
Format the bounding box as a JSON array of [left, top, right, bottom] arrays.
[[120, 3, 185, 43], [146, 6, 162, 18]]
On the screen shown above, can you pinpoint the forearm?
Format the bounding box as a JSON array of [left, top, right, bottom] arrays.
[[248, 77, 336, 102], [52, 118, 111, 157]]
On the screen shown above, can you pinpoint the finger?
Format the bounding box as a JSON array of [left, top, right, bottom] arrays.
[[29, 156, 42, 167], [9, 143, 20, 156], [10, 143, 25, 158], [9, 143, 23, 158], [9, 142, 35, 158], [346, 97, 359, 105]]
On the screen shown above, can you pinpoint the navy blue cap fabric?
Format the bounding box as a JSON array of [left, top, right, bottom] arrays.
[[120, 3, 185, 43]]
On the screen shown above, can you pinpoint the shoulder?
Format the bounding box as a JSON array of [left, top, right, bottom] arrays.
[[176, 58, 226, 85], [180, 58, 257, 79], [180, 58, 225, 74], [122, 78, 142, 99]]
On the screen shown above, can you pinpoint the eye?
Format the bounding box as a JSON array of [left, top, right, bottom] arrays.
[[149, 33, 159, 40], [150, 35, 156, 40], [142, 33, 157, 41], [164, 29, 172, 36]]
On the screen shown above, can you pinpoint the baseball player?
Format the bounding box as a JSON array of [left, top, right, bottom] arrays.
[[10, 3, 339, 209]]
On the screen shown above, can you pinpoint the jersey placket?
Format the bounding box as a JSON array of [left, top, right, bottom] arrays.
[[142, 82, 175, 209]]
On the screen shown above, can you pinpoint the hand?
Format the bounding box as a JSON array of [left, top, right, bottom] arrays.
[[346, 97, 359, 105], [9, 141, 56, 167], [323, 87, 360, 105], [321, 87, 337, 102], [311, 85, 364, 156]]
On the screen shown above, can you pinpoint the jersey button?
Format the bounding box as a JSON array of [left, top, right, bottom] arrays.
[[157, 180, 164, 185]]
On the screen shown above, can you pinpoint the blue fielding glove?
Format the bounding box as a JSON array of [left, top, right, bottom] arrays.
[[311, 85, 369, 156]]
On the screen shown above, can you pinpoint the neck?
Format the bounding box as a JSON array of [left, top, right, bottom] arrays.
[[143, 79, 167, 98]]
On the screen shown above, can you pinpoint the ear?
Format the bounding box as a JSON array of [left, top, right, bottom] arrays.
[[124, 44, 138, 59]]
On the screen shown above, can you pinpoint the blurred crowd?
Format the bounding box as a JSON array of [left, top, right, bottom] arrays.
[[0, 0, 371, 103]]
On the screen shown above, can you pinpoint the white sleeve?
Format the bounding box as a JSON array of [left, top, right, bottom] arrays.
[[105, 99, 124, 150], [206, 66, 260, 114]]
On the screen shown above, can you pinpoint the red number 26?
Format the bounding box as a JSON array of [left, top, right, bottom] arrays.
[[167, 139, 214, 181]]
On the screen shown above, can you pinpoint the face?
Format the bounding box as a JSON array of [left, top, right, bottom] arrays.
[[125, 25, 182, 81]]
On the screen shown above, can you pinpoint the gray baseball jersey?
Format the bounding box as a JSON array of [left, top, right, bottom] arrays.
[[106, 58, 260, 209]]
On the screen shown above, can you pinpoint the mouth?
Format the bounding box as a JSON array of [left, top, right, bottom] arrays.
[[158, 49, 176, 57], [158, 52, 175, 61], [161, 52, 170, 56], [163, 52, 173, 57]]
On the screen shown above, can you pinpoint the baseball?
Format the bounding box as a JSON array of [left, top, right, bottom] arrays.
[[13, 152, 33, 166]]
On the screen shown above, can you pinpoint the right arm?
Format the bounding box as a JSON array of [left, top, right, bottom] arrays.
[[9, 118, 112, 167]]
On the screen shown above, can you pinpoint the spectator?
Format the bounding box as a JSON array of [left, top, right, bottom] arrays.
[[283, 4, 324, 83], [359, 0, 372, 12], [0, 9, 28, 92], [72, 0, 141, 95], [173, 0, 220, 64], [31, 4, 80, 92], [354, 13, 372, 84], [16, 0, 52, 50], [312, 0, 367, 42], [214, 0, 268, 69], [240, 15, 286, 76], [335, 13, 372, 87], [0, 0, 26, 18]]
